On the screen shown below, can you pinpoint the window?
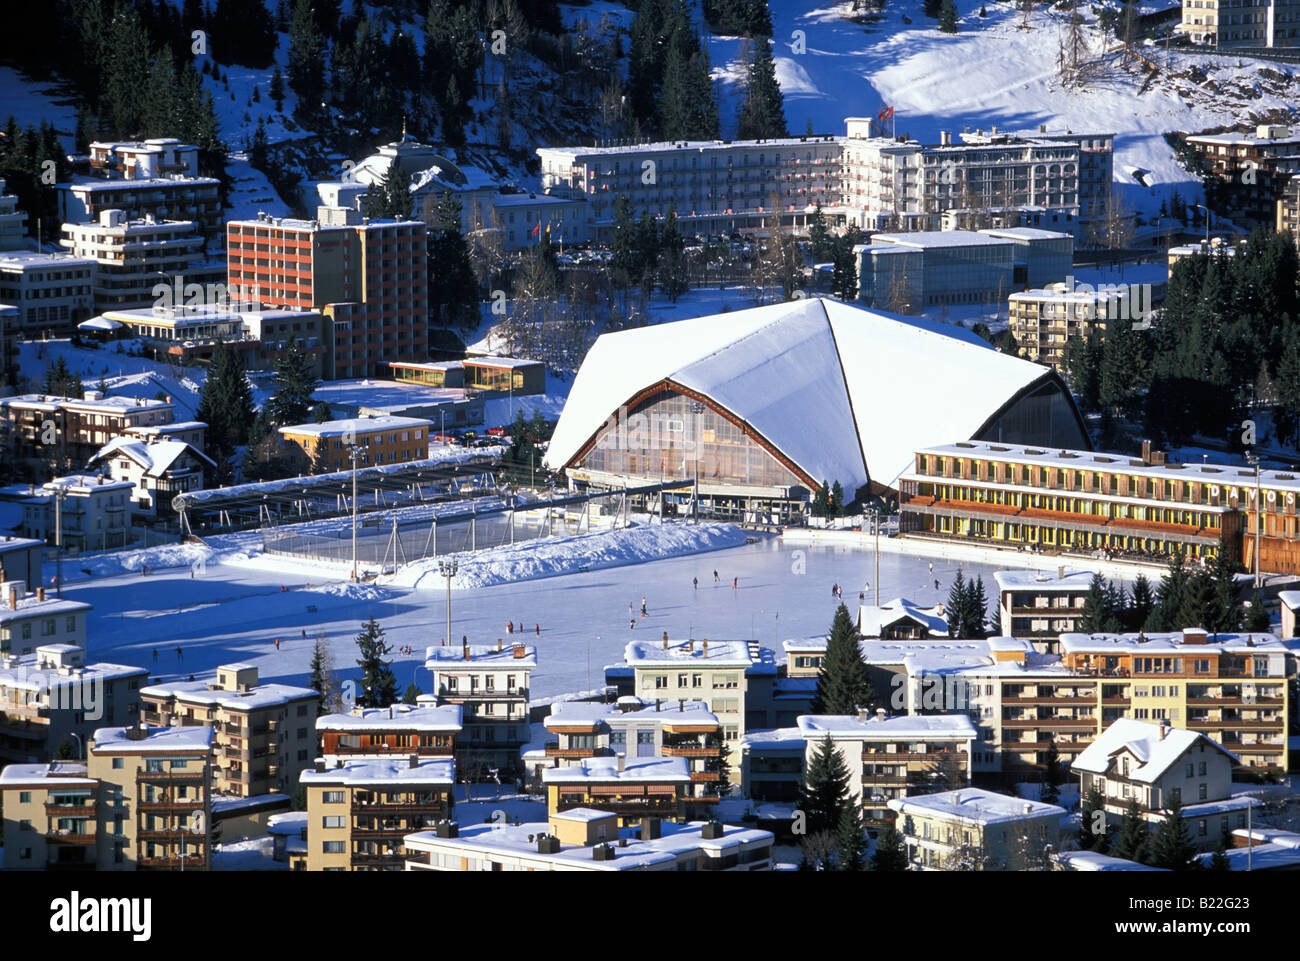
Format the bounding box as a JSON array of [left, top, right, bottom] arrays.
[[1198, 820, 1208, 836], [113, 758, 124, 769], [323, 791, 345, 803], [19, 819, 31, 831], [65, 616, 76, 632], [170, 759, 187, 769], [1185, 763, 1194, 778], [1199, 783, 1208, 800], [322, 816, 345, 828], [692, 674, 703, 689], [322, 841, 345, 853], [18, 791, 29, 803]]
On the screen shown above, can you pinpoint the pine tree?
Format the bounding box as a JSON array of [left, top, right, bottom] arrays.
[[1079, 573, 1117, 633], [736, 39, 786, 140], [1041, 739, 1062, 804], [834, 798, 868, 870], [1079, 785, 1108, 850], [946, 570, 968, 637], [1208, 839, 1230, 871], [831, 235, 858, 301], [830, 480, 845, 516], [269, 67, 285, 111], [1146, 550, 1189, 632], [308, 634, 336, 716], [354, 617, 398, 708], [811, 604, 874, 715], [196, 340, 256, 474], [1206, 533, 1243, 637], [968, 576, 990, 639], [799, 734, 850, 835], [1112, 798, 1150, 864], [1149, 797, 1201, 871], [428, 191, 480, 328], [938, 0, 959, 32], [657, 208, 689, 303], [265, 346, 320, 426], [811, 481, 830, 518], [1128, 574, 1155, 631], [1245, 592, 1271, 632], [871, 821, 909, 870], [402, 682, 422, 705]]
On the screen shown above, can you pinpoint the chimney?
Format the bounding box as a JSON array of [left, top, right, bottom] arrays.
[[617, 753, 626, 771], [687, 639, 693, 653], [662, 633, 669, 650], [36, 587, 45, 602], [940, 130, 951, 146], [858, 708, 869, 721], [1159, 719, 1171, 740], [463, 640, 471, 661], [654, 699, 661, 712], [702, 639, 708, 655], [876, 708, 886, 721], [640, 816, 662, 840], [7, 585, 17, 610], [513, 644, 526, 659], [497, 637, 503, 652], [408, 753, 418, 768], [1024, 802, 1034, 814]]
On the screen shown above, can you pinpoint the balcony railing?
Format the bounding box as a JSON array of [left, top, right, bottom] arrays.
[[46, 831, 96, 844], [556, 798, 678, 816], [661, 745, 720, 758], [45, 802, 96, 816], [138, 855, 206, 870]]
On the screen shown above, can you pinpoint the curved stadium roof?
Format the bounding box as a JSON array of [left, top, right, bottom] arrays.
[[544, 298, 1088, 495]]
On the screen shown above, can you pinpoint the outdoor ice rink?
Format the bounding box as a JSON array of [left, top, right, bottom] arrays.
[[74, 533, 1014, 699]]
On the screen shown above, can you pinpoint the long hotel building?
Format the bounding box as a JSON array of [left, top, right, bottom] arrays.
[[898, 440, 1300, 573]]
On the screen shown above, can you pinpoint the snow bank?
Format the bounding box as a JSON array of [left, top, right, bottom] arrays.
[[385, 521, 751, 590]]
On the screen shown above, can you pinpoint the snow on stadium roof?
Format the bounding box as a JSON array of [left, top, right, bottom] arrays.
[[544, 298, 1073, 492]]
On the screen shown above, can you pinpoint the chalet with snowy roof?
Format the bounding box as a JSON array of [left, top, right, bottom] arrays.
[[857, 597, 948, 639], [404, 813, 773, 872], [300, 756, 455, 871], [141, 663, 319, 797], [315, 703, 463, 767], [86, 436, 213, 513], [1072, 717, 1257, 850]]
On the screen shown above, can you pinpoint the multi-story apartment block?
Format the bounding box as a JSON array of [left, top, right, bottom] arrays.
[[404, 810, 774, 871], [993, 569, 1096, 650], [1, 722, 215, 871], [87, 140, 200, 180], [1185, 124, 1300, 226], [0, 390, 177, 475], [140, 663, 318, 797], [86, 436, 213, 514], [1060, 630, 1292, 771], [0, 474, 135, 552], [316, 704, 462, 765], [0, 642, 146, 765], [1278, 174, 1300, 239], [1179, 0, 1300, 47], [1008, 283, 1136, 370], [0, 250, 96, 336], [425, 641, 534, 776], [0, 537, 43, 587], [300, 756, 455, 871], [622, 638, 764, 772], [528, 697, 725, 810], [1073, 717, 1257, 849], [887, 788, 1065, 870], [0, 178, 28, 250], [0, 580, 91, 656], [226, 209, 428, 379], [278, 415, 433, 473], [543, 754, 692, 826], [61, 210, 219, 312], [898, 440, 1300, 570]]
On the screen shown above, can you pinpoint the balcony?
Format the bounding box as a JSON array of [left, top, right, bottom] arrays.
[[1186, 697, 1283, 708], [352, 802, 448, 815], [543, 744, 603, 759], [556, 798, 678, 817], [45, 801, 96, 816], [46, 830, 96, 844], [861, 750, 961, 762], [329, 744, 454, 756], [1002, 717, 1096, 729], [138, 798, 203, 811], [138, 855, 206, 870], [1001, 696, 1095, 706], [661, 744, 719, 758], [137, 770, 204, 783]]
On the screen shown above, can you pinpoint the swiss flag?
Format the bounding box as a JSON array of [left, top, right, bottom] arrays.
[[878, 105, 894, 122]]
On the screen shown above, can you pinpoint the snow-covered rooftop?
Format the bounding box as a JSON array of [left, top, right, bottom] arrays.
[[1059, 631, 1291, 655], [623, 638, 754, 668], [858, 598, 947, 637], [549, 807, 617, 823], [1071, 718, 1236, 782], [0, 594, 92, 624], [797, 713, 977, 740], [545, 298, 1071, 492], [0, 762, 95, 788], [992, 569, 1097, 592], [91, 724, 214, 754], [88, 437, 213, 476], [300, 757, 455, 786], [316, 704, 463, 732], [140, 677, 318, 711], [888, 788, 1065, 824], [542, 755, 691, 784], [1054, 850, 1167, 871], [425, 644, 537, 669], [279, 415, 435, 439], [0, 657, 145, 690], [545, 697, 717, 729]]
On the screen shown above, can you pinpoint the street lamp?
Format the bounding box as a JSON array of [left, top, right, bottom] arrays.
[[689, 401, 706, 524], [869, 505, 881, 608], [52, 485, 66, 598], [349, 445, 361, 582], [438, 558, 459, 647], [1194, 204, 1211, 251]]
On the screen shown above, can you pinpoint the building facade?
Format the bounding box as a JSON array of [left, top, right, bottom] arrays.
[[0, 251, 96, 337], [1179, 0, 1300, 47], [278, 415, 433, 473], [424, 641, 534, 775], [887, 788, 1065, 870]]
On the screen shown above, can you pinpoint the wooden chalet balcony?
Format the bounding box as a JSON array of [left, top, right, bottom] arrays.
[[330, 744, 454, 756], [1002, 717, 1096, 729], [690, 771, 720, 782], [137, 771, 204, 784], [1186, 697, 1283, 707], [1219, 741, 1283, 753], [543, 744, 605, 759], [661, 744, 719, 758], [46, 831, 96, 844], [45, 801, 95, 816], [861, 750, 961, 762]]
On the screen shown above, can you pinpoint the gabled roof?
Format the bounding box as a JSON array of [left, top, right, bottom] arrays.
[[545, 298, 1075, 492], [1071, 718, 1238, 783], [88, 437, 214, 476], [858, 598, 948, 636]]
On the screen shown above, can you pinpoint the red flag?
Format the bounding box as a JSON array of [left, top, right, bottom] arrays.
[[878, 105, 894, 121], [530, 221, 540, 237]]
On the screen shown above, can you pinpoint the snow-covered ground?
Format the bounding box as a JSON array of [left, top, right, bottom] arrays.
[[75, 526, 1019, 702]]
